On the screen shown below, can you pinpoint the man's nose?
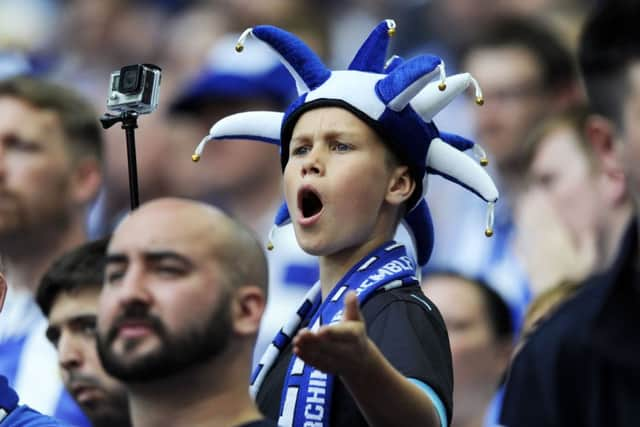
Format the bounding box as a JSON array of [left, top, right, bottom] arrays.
[[58, 332, 83, 371]]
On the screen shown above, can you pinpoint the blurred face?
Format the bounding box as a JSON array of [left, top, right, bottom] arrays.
[[465, 46, 548, 167], [619, 63, 640, 205], [97, 210, 232, 383], [0, 97, 75, 250], [529, 126, 601, 241], [283, 107, 396, 259], [423, 276, 510, 423], [167, 102, 281, 200], [46, 288, 130, 427]]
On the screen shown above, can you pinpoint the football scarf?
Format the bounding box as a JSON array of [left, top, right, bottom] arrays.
[[250, 241, 418, 426]]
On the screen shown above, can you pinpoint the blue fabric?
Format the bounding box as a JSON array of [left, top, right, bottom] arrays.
[[439, 131, 475, 151], [252, 26, 331, 92], [2, 405, 69, 426], [374, 55, 442, 105], [274, 201, 291, 226], [170, 65, 296, 112], [348, 21, 393, 73], [0, 337, 27, 387], [404, 199, 434, 266], [0, 375, 19, 413], [277, 242, 419, 427], [284, 264, 319, 288], [407, 378, 448, 427]]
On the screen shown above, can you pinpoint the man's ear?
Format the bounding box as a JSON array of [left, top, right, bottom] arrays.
[[586, 115, 628, 205], [70, 157, 102, 206], [0, 273, 7, 313], [231, 286, 266, 336], [586, 115, 623, 177], [386, 166, 416, 206]]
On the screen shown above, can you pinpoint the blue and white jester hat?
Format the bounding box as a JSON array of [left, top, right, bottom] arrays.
[[192, 20, 499, 267]]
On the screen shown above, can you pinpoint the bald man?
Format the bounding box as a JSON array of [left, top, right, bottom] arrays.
[[95, 198, 275, 427]]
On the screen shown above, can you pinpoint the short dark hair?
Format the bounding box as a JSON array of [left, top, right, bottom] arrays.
[[462, 15, 577, 92], [0, 76, 103, 161], [36, 238, 110, 317], [423, 269, 514, 340], [578, 1, 640, 128]]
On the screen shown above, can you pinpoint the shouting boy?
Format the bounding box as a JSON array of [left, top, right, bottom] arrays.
[[193, 20, 499, 427]]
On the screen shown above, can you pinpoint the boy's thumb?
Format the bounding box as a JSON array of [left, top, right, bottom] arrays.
[[342, 291, 362, 322]]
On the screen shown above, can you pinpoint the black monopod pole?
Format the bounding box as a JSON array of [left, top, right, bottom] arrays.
[[99, 111, 141, 210]]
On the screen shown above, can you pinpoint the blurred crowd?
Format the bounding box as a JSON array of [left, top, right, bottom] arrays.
[[1, 0, 638, 426]]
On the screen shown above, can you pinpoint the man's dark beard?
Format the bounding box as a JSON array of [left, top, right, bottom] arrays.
[[97, 293, 232, 383], [0, 185, 72, 258]]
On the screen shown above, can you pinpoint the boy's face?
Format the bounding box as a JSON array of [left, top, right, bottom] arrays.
[[284, 107, 397, 257]]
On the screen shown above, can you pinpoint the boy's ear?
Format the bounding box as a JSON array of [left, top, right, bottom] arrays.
[[386, 165, 416, 206], [231, 286, 266, 337]]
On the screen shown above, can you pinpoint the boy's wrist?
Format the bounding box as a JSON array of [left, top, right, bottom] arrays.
[[339, 337, 382, 388]]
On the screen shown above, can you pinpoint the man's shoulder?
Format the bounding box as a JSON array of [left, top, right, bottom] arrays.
[[3, 405, 69, 426], [523, 274, 609, 356]]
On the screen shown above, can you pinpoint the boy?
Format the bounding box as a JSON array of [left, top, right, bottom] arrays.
[[193, 20, 499, 427]]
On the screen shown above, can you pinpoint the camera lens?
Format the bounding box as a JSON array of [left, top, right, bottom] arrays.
[[118, 65, 142, 94]]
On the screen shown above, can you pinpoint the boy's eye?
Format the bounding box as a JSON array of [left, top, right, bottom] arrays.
[[291, 144, 311, 156], [333, 142, 351, 152]]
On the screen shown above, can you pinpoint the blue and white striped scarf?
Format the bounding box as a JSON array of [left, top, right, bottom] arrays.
[[250, 241, 419, 427]]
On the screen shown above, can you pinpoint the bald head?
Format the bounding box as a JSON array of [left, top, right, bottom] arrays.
[[111, 198, 268, 295]]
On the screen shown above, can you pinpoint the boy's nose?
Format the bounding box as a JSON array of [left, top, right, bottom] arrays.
[[301, 152, 324, 176]]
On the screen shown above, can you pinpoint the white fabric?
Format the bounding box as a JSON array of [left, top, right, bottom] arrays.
[[305, 71, 386, 119], [412, 74, 471, 122], [426, 138, 499, 202]]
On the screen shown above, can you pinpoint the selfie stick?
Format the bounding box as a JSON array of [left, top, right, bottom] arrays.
[[99, 111, 140, 209]]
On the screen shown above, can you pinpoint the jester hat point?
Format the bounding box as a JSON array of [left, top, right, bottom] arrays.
[[193, 20, 498, 266]]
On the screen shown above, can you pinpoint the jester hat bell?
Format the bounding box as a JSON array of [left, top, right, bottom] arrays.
[[193, 20, 499, 267]]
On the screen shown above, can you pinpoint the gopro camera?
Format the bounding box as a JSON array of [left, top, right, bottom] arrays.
[[106, 64, 162, 114]]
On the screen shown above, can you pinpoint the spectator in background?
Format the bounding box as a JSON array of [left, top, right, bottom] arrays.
[[0, 77, 103, 426], [167, 34, 318, 360], [97, 198, 274, 427], [515, 105, 631, 294], [0, 263, 68, 426], [422, 271, 514, 427], [36, 238, 131, 427], [501, 2, 640, 425], [426, 15, 582, 327]]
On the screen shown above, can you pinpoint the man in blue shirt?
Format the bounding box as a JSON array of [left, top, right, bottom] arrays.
[[0, 267, 68, 426]]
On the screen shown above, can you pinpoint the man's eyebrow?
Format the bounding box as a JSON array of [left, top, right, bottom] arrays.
[[104, 251, 194, 267], [105, 253, 128, 265], [144, 251, 194, 267]]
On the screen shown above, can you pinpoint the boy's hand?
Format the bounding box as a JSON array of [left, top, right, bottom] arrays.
[[292, 291, 374, 380]]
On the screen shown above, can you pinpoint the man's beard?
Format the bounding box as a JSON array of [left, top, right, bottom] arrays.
[[97, 293, 233, 383], [0, 183, 72, 257], [66, 371, 132, 427]]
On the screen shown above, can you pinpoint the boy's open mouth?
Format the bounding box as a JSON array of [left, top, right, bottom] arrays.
[[299, 187, 323, 218]]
